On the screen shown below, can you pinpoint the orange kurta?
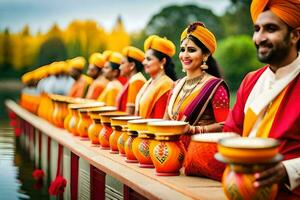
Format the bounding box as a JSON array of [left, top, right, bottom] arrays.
[[85, 76, 109, 100], [68, 75, 92, 98], [97, 79, 123, 106], [117, 72, 146, 111], [135, 74, 173, 118]]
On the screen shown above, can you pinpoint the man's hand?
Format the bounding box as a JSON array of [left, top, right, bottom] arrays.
[[253, 162, 288, 188]]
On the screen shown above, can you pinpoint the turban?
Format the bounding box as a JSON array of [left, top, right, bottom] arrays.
[[180, 25, 217, 54], [102, 50, 113, 62], [107, 52, 123, 65], [251, 0, 300, 28], [21, 72, 33, 84], [33, 68, 48, 80], [122, 46, 145, 63], [144, 35, 176, 57], [89, 53, 105, 68], [69, 56, 86, 70]]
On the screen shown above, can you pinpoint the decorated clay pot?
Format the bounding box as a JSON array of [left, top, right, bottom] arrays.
[[87, 106, 117, 145], [117, 130, 129, 156], [124, 130, 138, 163], [67, 101, 104, 136], [110, 116, 141, 154], [99, 112, 128, 150], [50, 95, 70, 128], [77, 109, 93, 138], [216, 137, 282, 200], [148, 120, 188, 176], [128, 119, 162, 168], [184, 132, 239, 181]]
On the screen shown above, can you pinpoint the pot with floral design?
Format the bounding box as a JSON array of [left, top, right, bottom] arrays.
[[110, 116, 141, 154], [98, 112, 128, 150], [87, 106, 117, 145], [216, 137, 282, 200], [128, 119, 162, 168], [148, 120, 188, 176]]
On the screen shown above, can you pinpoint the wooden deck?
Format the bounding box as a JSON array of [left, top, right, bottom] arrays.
[[5, 99, 226, 200]]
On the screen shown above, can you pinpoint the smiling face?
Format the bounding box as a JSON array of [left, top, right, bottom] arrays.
[[142, 49, 164, 77], [179, 38, 206, 74], [253, 10, 293, 67]]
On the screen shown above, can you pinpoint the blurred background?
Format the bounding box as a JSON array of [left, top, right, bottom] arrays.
[[0, 0, 263, 108]]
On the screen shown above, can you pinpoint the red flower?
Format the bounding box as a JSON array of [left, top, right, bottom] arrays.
[[32, 169, 45, 180], [48, 176, 67, 196]]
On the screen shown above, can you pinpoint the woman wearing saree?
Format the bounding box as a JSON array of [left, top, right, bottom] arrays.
[[117, 46, 146, 114], [164, 22, 230, 149], [135, 35, 177, 118]]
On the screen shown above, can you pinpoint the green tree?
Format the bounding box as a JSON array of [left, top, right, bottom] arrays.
[[215, 35, 263, 91], [2, 28, 13, 70], [37, 37, 67, 66], [222, 1, 253, 37]]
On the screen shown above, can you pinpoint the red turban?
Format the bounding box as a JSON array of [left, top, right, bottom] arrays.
[[251, 0, 300, 28]]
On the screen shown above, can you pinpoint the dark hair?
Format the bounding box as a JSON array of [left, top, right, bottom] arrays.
[[185, 35, 222, 78], [109, 62, 120, 77], [151, 49, 177, 80], [127, 57, 144, 72], [287, 25, 300, 51]]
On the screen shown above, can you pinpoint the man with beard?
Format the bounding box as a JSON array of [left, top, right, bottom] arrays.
[[224, 0, 300, 198]]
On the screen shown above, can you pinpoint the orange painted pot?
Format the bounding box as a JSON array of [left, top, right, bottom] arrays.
[[124, 131, 138, 163], [51, 95, 69, 128], [216, 137, 282, 200], [87, 106, 117, 145], [77, 109, 93, 138], [221, 162, 279, 200], [148, 120, 188, 176], [117, 131, 129, 156], [184, 133, 239, 181], [128, 119, 162, 168], [110, 116, 141, 154], [67, 101, 104, 136], [99, 112, 128, 150]]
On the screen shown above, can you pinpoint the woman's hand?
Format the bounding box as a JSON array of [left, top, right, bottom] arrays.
[[253, 162, 288, 188]]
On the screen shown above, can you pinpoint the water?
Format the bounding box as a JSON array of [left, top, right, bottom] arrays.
[[0, 87, 49, 199]]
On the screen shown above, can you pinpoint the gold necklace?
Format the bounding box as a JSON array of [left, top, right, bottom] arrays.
[[172, 72, 206, 120]]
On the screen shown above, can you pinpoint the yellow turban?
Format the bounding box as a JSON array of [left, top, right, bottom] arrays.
[[144, 35, 176, 57], [33, 68, 48, 80], [251, 0, 300, 28], [102, 50, 113, 62], [122, 46, 145, 63], [69, 56, 86, 70], [107, 52, 123, 65], [21, 72, 33, 84], [89, 53, 105, 68], [180, 25, 217, 54]]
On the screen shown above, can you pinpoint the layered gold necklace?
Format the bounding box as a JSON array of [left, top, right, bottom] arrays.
[[172, 72, 206, 120]]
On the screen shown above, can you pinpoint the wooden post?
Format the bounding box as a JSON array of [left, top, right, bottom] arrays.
[[90, 165, 106, 200]]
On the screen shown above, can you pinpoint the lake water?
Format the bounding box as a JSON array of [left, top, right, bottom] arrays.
[[0, 89, 49, 199]]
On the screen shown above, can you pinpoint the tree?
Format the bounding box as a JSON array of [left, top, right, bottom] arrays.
[[37, 37, 67, 66], [2, 28, 13, 70], [215, 35, 263, 91]]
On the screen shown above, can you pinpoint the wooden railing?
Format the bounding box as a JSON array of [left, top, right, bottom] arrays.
[[5, 99, 226, 200]]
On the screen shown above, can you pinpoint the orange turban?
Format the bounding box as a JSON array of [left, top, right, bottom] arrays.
[[251, 0, 300, 28], [107, 52, 123, 65], [144, 35, 176, 57], [180, 25, 217, 54], [89, 53, 105, 68], [69, 57, 86, 70], [122, 46, 145, 63]]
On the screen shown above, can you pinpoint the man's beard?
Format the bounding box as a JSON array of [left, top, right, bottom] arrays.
[[255, 34, 291, 65]]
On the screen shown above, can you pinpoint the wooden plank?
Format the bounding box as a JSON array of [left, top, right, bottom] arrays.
[[5, 100, 226, 200]]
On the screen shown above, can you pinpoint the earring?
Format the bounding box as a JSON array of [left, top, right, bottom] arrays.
[[160, 65, 164, 69], [182, 68, 186, 73], [200, 60, 208, 70]]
